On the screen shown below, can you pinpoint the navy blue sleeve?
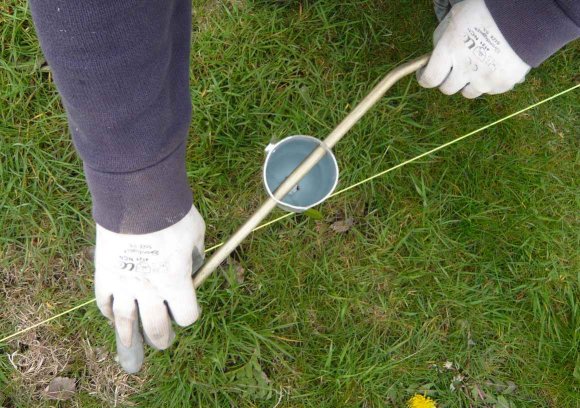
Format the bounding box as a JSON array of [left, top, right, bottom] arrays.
[[29, 0, 193, 234], [485, 0, 580, 67]]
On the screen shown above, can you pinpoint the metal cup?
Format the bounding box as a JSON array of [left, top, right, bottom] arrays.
[[263, 135, 339, 212]]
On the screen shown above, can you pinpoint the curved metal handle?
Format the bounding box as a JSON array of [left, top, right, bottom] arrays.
[[193, 53, 431, 288]]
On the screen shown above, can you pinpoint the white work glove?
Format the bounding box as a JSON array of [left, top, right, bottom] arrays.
[[94, 205, 205, 373], [418, 0, 530, 98]]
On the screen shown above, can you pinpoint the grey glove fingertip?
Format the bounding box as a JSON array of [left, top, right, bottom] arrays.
[[191, 246, 205, 275], [415, 67, 425, 83], [115, 319, 144, 374]]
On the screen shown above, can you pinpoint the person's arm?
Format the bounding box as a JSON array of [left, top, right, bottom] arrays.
[[29, 0, 204, 373], [29, 0, 193, 233], [485, 0, 580, 67], [419, 0, 579, 98]]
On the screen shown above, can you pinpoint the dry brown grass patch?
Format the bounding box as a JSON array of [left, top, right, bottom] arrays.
[[1, 254, 144, 406]]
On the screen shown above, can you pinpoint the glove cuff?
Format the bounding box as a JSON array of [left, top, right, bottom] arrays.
[[485, 0, 580, 67], [85, 141, 193, 234]]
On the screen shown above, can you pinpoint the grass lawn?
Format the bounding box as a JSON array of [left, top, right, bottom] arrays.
[[1, 0, 579, 406]]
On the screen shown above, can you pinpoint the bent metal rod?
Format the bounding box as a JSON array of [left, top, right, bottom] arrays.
[[192, 54, 431, 288]]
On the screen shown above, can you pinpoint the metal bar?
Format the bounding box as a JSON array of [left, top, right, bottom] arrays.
[[193, 53, 430, 288]]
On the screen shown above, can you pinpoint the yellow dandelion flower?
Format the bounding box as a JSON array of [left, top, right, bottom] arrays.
[[407, 394, 437, 408]]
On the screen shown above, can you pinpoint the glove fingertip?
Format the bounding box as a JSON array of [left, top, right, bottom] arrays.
[[97, 301, 114, 321], [115, 320, 144, 374], [415, 67, 425, 83], [417, 51, 451, 89], [113, 300, 138, 348], [143, 326, 175, 350], [95, 290, 114, 321], [117, 323, 134, 348], [166, 292, 201, 327], [461, 85, 483, 99]]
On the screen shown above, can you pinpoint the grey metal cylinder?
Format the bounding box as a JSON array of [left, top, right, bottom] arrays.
[[263, 135, 339, 212]]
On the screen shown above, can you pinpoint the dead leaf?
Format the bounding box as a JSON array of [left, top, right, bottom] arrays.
[[223, 258, 245, 285], [78, 246, 95, 262], [330, 218, 354, 233], [504, 381, 517, 395], [235, 263, 245, 284], [44, 376, 76, 400]]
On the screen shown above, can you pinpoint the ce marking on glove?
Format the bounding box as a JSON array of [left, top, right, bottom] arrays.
[[118, 258, 155, 274], [120, 261, 135, 271], [463, 32, 496, 72]]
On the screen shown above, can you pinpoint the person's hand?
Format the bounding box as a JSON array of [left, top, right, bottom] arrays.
[[417, 0, 530, 98], [94, 205, 205, 373]]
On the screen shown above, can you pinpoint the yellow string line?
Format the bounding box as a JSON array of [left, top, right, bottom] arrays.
[[1, 83, 577, 344], [203, 212, 294, 253], [0, 299, 97, 343], [330, 83, 579, 198]]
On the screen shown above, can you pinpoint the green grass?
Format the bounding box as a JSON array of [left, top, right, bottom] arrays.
[[1, 0, 579, 406]]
